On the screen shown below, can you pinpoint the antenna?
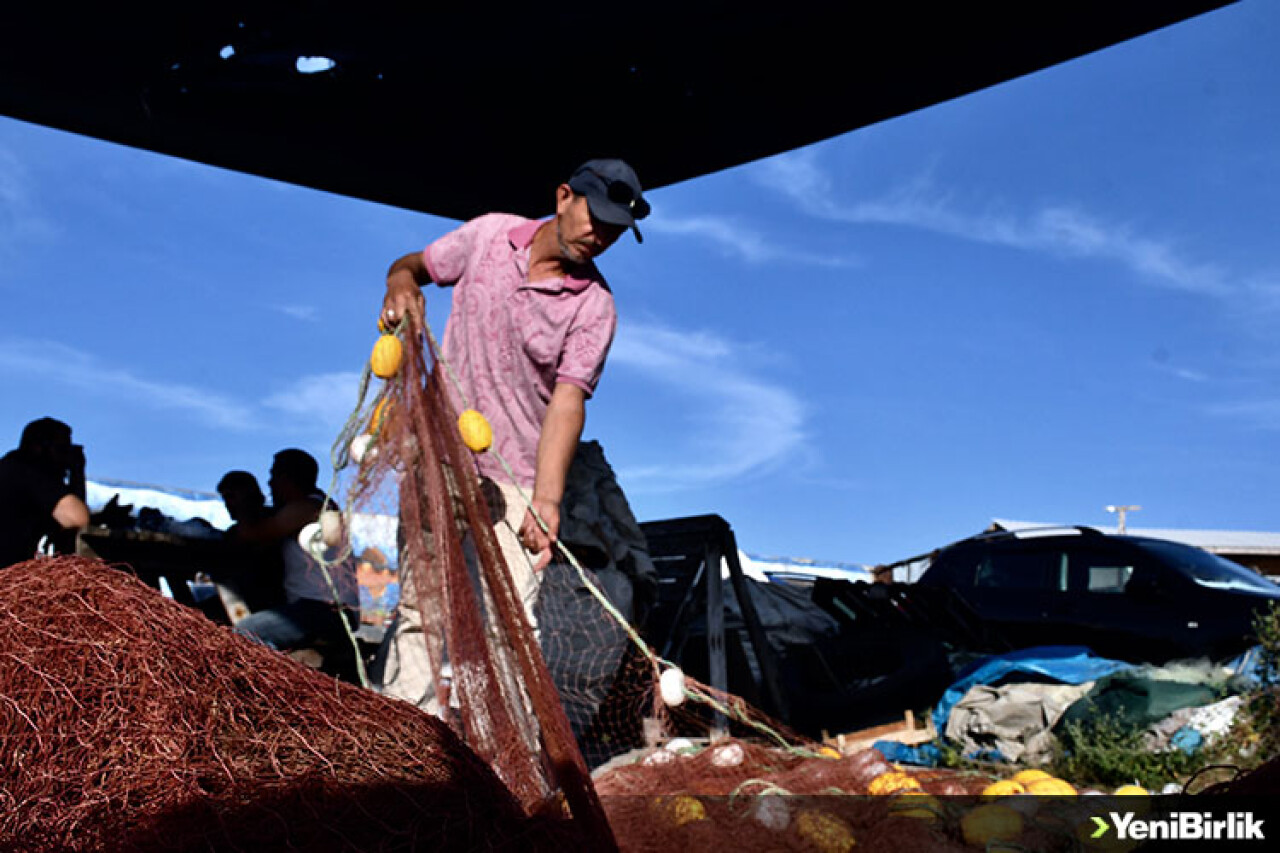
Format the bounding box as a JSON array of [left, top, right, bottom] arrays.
[[1105, 504, 1142, 534]]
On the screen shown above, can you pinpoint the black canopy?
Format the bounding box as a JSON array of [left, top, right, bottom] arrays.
[[0, 2, 1234, 219]]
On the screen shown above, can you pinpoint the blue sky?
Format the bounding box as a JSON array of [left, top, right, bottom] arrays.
[[2, 2, 1277, 567]]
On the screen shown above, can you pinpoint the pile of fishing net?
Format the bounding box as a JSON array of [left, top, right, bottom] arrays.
[[0, 556, 582, 852], [592, 736, 1152, 852], [594, 739, 966, 852]]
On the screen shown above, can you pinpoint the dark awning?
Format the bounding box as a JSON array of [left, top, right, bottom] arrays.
[[0, 2, 1235, 220]]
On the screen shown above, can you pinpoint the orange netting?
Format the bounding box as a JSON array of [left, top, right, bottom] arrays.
[[0, 556, 585, 852], [329, 318, 1110, 852], [336, 318, 616, 848]]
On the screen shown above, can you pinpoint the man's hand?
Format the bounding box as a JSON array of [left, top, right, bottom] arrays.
[[520, 497, 560, 571], [382, 252, 429, 327]]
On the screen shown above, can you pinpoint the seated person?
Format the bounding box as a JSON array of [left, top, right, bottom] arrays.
[[218, 470, 271, 529], [214, 470, 286, 614], [228, 449, 359, 651], [0, 417, 91, 569]]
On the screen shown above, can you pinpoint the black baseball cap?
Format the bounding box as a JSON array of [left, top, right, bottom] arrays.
[[567, 158, 649, 243]]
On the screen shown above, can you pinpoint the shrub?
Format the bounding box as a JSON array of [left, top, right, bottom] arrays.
[[1049, 710, 1201, 790], [1234, 601, 1280, 767]]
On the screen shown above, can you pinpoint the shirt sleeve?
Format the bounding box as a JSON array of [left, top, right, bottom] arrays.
[[557, 291, 617, 398], [423, 215, 490, 285]]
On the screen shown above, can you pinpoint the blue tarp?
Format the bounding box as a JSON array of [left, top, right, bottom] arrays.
[[1225, 645, 1264, 685], [932, 645, 1133, 734], [874, 740, 941, 767]]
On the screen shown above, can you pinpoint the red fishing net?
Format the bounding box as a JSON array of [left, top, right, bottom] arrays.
[[0, 555, 586, 852], [335, 320, 1000, 852], [312, 317, 1128, 852], [336, 319, 616, 847]]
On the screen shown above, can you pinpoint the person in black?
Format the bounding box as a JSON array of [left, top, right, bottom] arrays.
[[0, 417, 91, 569], [229, 450, 360, 651], [217, 470, 271, 530], [214, 470, 286, 614]]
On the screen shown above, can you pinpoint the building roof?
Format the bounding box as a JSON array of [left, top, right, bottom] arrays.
[[0, 2, 1235, 220], [738, 552, 873, 585], [990, 518, 1280, 556]]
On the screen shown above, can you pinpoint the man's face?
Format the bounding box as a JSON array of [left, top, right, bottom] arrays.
[[554, 187, 625, 265], [220, 486, 258, 522], [34, 436, 77, 476], [267, 465, 285, 507]]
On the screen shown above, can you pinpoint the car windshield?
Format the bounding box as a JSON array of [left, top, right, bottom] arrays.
[[1135, 540, 1280, 595]]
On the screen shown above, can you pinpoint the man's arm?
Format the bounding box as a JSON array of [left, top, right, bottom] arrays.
[[52, 493, 90, 530], [520, 382, 587, 570], [52, 443, 90, 532], [382, 251, 432, 325], [229, 498, 319, 543]]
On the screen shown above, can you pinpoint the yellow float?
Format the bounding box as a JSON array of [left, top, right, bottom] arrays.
[[457, 409, 493, 452], [868, 770, 922, 795], [961, 803, 1023, 847], [981, 779, 1026, 797], [794, 810, 856, 853], [370, 334, 403, 379]]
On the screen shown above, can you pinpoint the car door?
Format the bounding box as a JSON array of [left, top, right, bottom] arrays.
[[966, 540, 1068, 650], [1065, 545, 1193, 662]]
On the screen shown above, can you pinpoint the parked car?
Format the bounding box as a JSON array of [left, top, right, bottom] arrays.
[[915, 527, 1280, 663]]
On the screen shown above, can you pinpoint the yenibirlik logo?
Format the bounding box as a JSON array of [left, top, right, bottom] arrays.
[[1091, 811, 1265, 842]]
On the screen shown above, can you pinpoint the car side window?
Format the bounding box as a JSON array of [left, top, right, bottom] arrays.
[[925, 549, 982, 587], [974, 547, 1066, 590], [1069, 549, 1137, 594]]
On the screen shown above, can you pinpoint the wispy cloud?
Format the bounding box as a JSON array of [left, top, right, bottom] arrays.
[[0, 337, 365, 439], [0, 338, 256, 429], [272, 303, 321, 322], [645, 212, 860, 268], [263, 371, 363, 431], [609, 320, 807, 490], [1159, 365, 1210, 383], [752, 149, 1232, 298], [1207, 399, 1280, 431], [0, 146, 56, 259]]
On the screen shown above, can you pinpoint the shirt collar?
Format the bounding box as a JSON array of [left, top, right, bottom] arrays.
[[509, 218, 597, 294]]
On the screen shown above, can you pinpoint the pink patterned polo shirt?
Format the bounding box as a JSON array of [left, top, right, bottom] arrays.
[[423, 213, 617, 488]]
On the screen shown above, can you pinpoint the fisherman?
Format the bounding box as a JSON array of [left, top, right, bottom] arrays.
[[375, 159, 649, 712]]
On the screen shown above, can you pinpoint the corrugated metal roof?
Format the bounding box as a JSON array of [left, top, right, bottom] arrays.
[[991, 518, 1280, 555]]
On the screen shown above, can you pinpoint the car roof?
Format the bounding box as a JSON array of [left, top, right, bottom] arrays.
[[935, 526, 1219, 556], [942, 526, 1107, 547]]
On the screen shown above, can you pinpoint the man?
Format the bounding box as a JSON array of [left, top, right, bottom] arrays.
[[230, 449, 359, 651], [214, 469, 286, 615], [0, 417, 91, 569], [217, 470, 270, 529], [376, 158, 648, 709]]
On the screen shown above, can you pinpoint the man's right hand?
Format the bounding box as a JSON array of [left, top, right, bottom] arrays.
[[383, 252, 430, 326]]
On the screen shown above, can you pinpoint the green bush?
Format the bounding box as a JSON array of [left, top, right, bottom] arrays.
[[1049, 709, 1200, 790], [1048, 602, 1280, 789], [1236, 601, 1280, 766]]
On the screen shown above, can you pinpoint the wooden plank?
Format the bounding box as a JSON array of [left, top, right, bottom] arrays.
[[827, 710, 936, 754]]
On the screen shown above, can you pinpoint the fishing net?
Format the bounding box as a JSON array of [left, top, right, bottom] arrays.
[[322, 316, 1124, 852], [332, 318, 618, 847], [0, 555, 584, 852], [327, 317, 886, 846]]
